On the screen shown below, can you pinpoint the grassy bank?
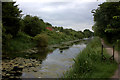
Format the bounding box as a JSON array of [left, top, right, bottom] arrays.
[[64, 37, 118, 78], [41, 30, 77, 45], [3, 30, 79, 53]]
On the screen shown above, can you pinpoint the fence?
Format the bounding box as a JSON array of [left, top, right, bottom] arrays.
[[101, 45, 115, 61]]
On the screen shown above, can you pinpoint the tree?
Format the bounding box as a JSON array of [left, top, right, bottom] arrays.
[[75, 31, 84, 39], [23, 15, 45, 36], [92, 2, 120, 43], [63, 29, 71, 35], [2, 2, 22, 37], [83, 29, 93, 38], [59, 27, 63, 32], [45, 22, 52, 26]]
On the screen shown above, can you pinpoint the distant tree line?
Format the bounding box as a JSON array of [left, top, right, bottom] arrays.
[[54, 27, 93, 39]]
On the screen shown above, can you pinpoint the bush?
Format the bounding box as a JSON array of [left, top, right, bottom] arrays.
[[17, 31, 33, 42], [23, 15, 45, 36], [34, 34, 48, 47], [3, 32, 35, 52]]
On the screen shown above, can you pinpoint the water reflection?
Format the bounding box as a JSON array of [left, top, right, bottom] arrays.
[[30, 47, 49, 61], [60, 50, 63, 53], [35, 43, 86, 78], [59, 46, 70, 50], [2, 39, 90, 79]]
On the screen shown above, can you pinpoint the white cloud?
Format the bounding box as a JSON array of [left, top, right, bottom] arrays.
[[16, 1, 105, 31]]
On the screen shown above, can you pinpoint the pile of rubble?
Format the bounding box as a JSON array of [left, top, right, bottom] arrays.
[[2, 57, 41, 78]]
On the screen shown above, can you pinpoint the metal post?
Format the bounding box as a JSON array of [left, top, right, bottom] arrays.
[[113, 45, 114, 61]]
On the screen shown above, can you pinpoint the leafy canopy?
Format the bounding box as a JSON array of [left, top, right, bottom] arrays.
[[92, 2, 120, 43]]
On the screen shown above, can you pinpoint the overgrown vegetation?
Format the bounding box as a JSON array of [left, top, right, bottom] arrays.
[[34, 34, 48, 47], [64, 37, 118, 78], [3, 32, 36, 52], [92, 2, 120, 51], [2, 2, 93, 54]]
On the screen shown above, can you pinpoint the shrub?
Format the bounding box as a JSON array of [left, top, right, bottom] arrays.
[[34, 34, 48, 47], [17, 31, 33, 42], [3, 32, 35, 52]]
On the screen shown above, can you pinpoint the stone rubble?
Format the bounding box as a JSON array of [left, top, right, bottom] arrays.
[[2, 57, 41, 78]]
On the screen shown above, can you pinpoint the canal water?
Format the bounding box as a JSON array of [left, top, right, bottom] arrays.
[[22, 41, 87, 78], [2, 39, 90, 78], [22, 40, 86, 78]]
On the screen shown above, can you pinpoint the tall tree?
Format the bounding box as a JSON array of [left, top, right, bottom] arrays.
[[2, 2, 22, 37], [92, 2, 120, 43], [23, 15, 45, 36]]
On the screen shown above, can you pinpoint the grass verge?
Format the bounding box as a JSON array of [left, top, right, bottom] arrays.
[[64, 37, 118, 78]]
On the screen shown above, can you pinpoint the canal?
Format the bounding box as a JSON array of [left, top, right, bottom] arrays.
[[2, 39, 90, 78]]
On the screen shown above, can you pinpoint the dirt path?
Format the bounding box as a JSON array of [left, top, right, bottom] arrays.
[[101, 39, 120, 78]]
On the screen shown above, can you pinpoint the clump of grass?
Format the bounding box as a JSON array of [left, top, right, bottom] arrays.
[[64, 37, 118, 78], [34, 34, 48, 47]]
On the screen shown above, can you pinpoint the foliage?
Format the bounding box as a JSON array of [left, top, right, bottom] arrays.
[[2, 2, 22, 37], [2, 2, 23, 52], [34, 34, 48, 47], [64, 37, 118, 78], [2, 26, 13, 50], [3, 32, 35, 52], [45, 22, 52, 26], [19, 19, 25, 32], [92, 2, 120, 43], [2, 1, 94, 53], [17, 31, 33, 40], [117, 40, 120, 52], [54, 27, 87, 39], [23, 15, 45, 36], [41, 30, 78, 45], [74, 31, 84, 39], [83, 29, 93, 38]]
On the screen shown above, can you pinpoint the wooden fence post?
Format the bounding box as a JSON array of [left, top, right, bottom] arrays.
[[101, 45, 103, 60], [113, 45, 114, 61]]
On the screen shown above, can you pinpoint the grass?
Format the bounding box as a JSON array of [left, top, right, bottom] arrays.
[[3, 32, 36, 53], [64, 37, 118, 78], [7, 38, 36, 52]]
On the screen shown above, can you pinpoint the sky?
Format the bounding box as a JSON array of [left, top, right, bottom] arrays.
[[15, 0, 106, 31]]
